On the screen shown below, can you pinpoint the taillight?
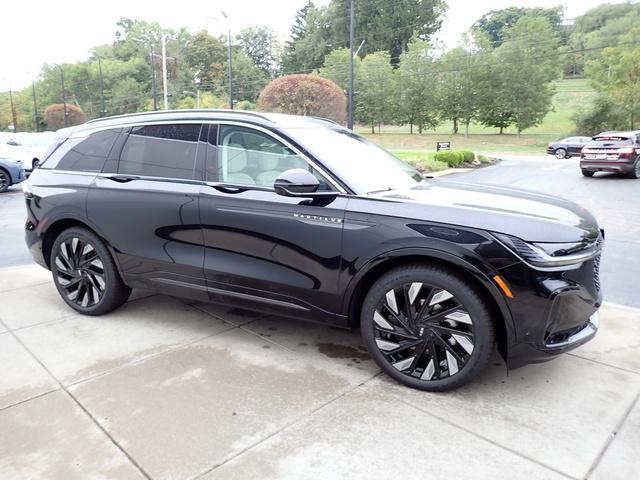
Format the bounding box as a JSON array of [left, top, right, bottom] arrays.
[[618, 147, 635, 158]]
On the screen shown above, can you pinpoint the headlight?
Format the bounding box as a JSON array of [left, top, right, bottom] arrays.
[[493, 232, 600, 268]]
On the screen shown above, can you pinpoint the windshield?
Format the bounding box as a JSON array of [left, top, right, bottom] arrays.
[[285, 127, 422, 194]]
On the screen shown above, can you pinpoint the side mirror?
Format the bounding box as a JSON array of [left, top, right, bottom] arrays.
[[274, 168, 321, 196]]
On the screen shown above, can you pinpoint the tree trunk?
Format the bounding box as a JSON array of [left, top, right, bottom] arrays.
[[465, 121, 470, 137], [499, 126, 504, 134], [378, 121, 381, 134], [371, 123, 375, 134], [410, 123, 413, 134], [418, 123, 423, 135], [453, 118, 458, 134]]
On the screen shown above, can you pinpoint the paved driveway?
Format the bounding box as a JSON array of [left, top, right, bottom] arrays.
[[449, 155, 640, 308], [1, 264, 639, 479], [1, 156, 639, 478]]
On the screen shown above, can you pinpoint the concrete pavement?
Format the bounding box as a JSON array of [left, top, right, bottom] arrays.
[[1, 264, 638, 479]]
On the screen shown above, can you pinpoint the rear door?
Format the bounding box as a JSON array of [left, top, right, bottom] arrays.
[[88, 123, 208, 299], [198, 123, 347, 322]]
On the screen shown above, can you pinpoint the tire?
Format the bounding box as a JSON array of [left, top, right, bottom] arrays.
[[361, 264, 495, 391], [32, 158, 39, 170], [0, 168, 10, 193], [627, 160, 640, 179], [554, 148, 568, 159], [50, 227, 131, 315], [581, 169, 595, 177]]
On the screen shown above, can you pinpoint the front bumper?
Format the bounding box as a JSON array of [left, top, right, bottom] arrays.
[[498, 250, 602, 369]]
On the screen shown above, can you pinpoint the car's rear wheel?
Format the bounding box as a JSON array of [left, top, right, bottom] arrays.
[[0, 169, 10, 193], [361, 265, 495, 391], [554, 148, 568, 159], [627, 160, 640, 179], [51, 227, 131, 315], [581, 169, 595, 177]]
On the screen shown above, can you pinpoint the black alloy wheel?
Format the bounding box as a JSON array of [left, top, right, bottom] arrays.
[[361, 265, 494, 391], [51, 227, 131, 315], [0, 169, 9, 193]]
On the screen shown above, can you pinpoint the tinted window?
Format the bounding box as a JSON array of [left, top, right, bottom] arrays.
[[41, 129, 120, 171], [212, 125, 331, 189], [590, 135, 633, 147], [119, 124, 201, 180]]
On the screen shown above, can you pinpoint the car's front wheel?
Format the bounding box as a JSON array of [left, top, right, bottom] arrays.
[[51, 227, 131, 315], [554, 148, 568, 159], [361, 265, 495, 391]]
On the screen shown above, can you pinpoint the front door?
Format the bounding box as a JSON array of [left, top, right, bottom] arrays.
[[198, 123, 347, 323]]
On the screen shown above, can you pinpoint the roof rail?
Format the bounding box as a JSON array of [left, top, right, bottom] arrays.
[[85, 109, 273, 125], [309, 116, 342, 126]]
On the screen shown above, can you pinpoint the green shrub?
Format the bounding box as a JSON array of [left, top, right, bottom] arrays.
[[459, 150, 475, 162], [434, 151, 457, 167], [478, 154, 492, 165]]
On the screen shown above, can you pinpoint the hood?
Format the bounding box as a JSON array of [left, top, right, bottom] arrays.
[[371, 179, 600, 243]]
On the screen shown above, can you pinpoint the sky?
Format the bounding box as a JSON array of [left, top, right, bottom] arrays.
[[0, 0, 627, 90]]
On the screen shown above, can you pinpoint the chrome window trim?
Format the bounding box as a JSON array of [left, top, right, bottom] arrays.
[[71, 119, 347, 193]]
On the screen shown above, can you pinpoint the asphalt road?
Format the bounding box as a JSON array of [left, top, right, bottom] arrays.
[[448, 155, 640, 308], [1, 155, 637, 306]]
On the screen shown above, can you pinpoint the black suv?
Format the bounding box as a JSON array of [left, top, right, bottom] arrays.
[[23, 110, 603, 391], [580, 131, 640, 178]]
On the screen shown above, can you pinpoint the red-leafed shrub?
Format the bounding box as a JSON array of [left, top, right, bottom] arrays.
[[44, 103, 86, 130], [257, 74, 346, 124]]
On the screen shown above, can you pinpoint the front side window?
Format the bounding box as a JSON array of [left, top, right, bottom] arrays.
[[212, 125, 331, 189], [119, 124, 201, 180], [41, 129, 120, 171]]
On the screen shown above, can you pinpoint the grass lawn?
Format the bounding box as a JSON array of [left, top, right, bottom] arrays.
[[360, 78, 596, 155]]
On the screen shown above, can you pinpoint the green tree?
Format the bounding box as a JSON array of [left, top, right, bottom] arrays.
[[319, 48, 352, 90], [183, 30, 227, 95], [435, 37, 484, 135], [236, 26, 282, 77], [478, 16, 560, 133], [282, 2, 333, 73], [394, 38, 439, 134], [355, 51, 395, 133], [231, 50, 270, 102], [585, 26, 640, 129], [473, 6, 565, 48]]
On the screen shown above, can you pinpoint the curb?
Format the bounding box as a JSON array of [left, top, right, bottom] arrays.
[[427, 168, 473, 177]]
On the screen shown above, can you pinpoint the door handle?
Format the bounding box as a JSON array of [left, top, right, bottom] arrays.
[[105, 174, 140, 183]]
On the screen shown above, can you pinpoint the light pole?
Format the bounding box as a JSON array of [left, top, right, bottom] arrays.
[[348, 0, 355, 130], [8, 87, 18, 133], [221, 11, 233, 110]]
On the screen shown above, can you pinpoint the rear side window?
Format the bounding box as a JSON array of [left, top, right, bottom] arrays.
[[591, 135, 632, 146], [118, 124, 201, 180], [41, 129, 120, 171]]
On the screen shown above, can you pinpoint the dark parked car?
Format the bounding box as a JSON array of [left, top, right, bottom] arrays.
[[23, 110, 603, 391], [546, 136, 592, 159], [0, 155, 26, 192], [580, 131, 640, 178]]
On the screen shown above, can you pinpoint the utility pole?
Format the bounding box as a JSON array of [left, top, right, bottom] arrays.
[[162, 36, 169, 110], [150, 46, 158, 111], [348, 0, 355, 130], [221, 11, 233, 109], [59, 66, 68, 127], [32, 82, 39, 132], [97, 56, 106, 117], [9, 88, 18, 133]]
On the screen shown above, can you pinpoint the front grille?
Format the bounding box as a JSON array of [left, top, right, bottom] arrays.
[[593, 254, 601, 292]]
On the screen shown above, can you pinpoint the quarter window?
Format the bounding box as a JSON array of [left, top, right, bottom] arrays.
[[119, 124, 201, 180], [41, 129, 120, 171], [213, 125, 331, 189]]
